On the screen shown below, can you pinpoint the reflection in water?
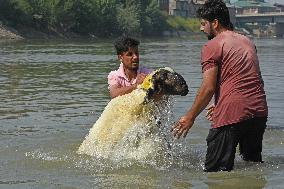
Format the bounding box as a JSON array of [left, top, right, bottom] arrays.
[[206, 172, 266, 189]]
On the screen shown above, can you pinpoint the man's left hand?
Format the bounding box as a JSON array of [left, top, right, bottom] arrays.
[[136, 73, 147, 85]]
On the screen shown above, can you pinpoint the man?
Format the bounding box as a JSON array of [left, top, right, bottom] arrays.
[[171, 0, 268, 172], [108, 36, 151, 98]]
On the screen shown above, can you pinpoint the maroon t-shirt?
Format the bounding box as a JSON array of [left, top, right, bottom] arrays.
[[201, 30, 268, 128]]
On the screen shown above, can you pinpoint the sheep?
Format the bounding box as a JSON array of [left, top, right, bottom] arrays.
[[77, 67, 188, 159]]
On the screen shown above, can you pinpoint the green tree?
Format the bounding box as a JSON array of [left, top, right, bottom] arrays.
[[116, 3, 141, 35], [55, 0, 100, 35], [0, 0, 33, 27], [167, 16, 200, 33], [95, 0, 118, 36], [0, 0, 178, 37], [141, 0, 168, 35], [25, 0, 60, 29]]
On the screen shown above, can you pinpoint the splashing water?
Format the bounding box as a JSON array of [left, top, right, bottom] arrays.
[[77, 89, 176, 162], [24, 89, 204, 172]]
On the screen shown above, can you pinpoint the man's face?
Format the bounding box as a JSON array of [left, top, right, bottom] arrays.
[[118, 46, 139, 71], [200, 19, 215, 40]]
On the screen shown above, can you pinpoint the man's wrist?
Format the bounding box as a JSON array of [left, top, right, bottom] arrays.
[[184, 113, 195, 123]]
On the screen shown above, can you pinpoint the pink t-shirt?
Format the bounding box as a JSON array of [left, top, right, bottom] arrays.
[[201, 31, 268, 128], [107, 63, 151, 89]]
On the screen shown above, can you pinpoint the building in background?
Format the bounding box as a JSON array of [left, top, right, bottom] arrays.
[[157, 0, 284, 37], [187, 0, 236, 24], [169, 0, 190, 17], [158, 0, 170, 13], [274, 3, 284, 12], [232, 0, 276, 14]]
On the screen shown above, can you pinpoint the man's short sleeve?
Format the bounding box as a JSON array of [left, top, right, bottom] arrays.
[[201, 44, 219, 72], [107, 71, 119, 89]]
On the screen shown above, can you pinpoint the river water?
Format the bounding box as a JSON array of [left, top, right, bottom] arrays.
[[0, 37, 283, 189]]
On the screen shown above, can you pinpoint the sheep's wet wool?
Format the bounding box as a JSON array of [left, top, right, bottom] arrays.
[[77, 67, 188, 160]]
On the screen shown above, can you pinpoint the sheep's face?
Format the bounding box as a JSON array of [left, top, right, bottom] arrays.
[[139, 67, 188, 102]]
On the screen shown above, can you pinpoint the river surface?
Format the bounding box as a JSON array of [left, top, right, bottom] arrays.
[[0, 37, 283, 189]]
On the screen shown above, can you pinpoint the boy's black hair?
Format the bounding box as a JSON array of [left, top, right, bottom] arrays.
[[114, 36, 140, 55], [196, 0, 231, 28]]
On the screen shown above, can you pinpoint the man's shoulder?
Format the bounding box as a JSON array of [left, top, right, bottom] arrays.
[[108, 69, 120, 79], [203, 37, 219, 49], [202, 38, 220, 53]]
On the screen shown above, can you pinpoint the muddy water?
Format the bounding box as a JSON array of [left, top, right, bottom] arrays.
[[0, 38, 283, 188]]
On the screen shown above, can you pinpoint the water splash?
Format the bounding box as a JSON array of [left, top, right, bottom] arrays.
[[25, 91, 204, 172], [74, 88, 204, 171]]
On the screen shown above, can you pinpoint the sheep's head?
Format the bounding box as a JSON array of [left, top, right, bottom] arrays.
[[138, 67, 188, 103]]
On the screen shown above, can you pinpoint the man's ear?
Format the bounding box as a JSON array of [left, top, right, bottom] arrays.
[[117, 54, 122, 62], [212, 19, 219, 30]]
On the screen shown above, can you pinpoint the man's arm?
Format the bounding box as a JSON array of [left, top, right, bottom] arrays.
[[109, 73, 147, 99], [171, 66, 218, 138], [109, 84, 137, 99]]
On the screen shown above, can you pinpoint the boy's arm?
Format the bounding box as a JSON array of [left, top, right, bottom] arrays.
[[108, 73, 147, 99], [109, 84, 138, 99]]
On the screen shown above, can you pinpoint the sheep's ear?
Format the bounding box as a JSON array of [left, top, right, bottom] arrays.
[[144, 87, 156, 103], [138, 74, 153, 91], [139, 73, 157, 104]]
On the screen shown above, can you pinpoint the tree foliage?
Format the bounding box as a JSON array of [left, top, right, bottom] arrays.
[[0, 0, 196, 37], [166, 16, 200, 33]]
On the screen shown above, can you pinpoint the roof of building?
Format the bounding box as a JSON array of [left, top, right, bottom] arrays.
[[274, 3, 284, 7], [191, 0, 234, 7], [232, 0, 275, 8]]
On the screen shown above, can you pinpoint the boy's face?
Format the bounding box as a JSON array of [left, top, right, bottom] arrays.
[[118, 46, 139, 71]]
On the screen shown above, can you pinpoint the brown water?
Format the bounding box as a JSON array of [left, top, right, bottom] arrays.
[[0, 37, 283, 188]]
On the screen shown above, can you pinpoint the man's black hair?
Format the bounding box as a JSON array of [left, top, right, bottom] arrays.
[[196, 0, 231, 28], [114, 36, 140, 55]]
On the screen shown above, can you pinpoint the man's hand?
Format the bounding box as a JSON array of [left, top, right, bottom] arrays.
[[205, 104, 215, 122], [136, 73, 147, 85], [171, 116, 194, 139]]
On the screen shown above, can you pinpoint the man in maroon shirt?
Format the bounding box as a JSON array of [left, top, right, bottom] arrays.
[[171, 0, 268, 172]]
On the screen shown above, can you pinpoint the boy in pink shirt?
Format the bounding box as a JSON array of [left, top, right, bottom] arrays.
[[108, 36, 151, 98]]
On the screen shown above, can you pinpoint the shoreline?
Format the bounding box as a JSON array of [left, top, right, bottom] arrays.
[[0, 24, 280, 42], [0, 25, 23, 40], [0, 24, 93, 41]]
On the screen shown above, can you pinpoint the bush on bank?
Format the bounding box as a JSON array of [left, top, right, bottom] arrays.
[[0, 0, 200, 38]]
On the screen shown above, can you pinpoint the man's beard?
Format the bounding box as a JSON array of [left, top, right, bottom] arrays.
[[207, 25, 215, 40], [130, 62, 139, 71]]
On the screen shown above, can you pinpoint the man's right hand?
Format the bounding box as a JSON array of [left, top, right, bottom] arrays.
[[171, 116, 194, 139]]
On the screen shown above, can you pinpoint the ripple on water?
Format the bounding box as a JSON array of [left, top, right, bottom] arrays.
[[0, 180, 36, 185]]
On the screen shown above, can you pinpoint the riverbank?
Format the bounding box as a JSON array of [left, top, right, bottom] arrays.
[[0, 25, 23, 40], [0, 23, 278, 42], [0, 24, 199, 41], [0, 24, 87, 41]]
